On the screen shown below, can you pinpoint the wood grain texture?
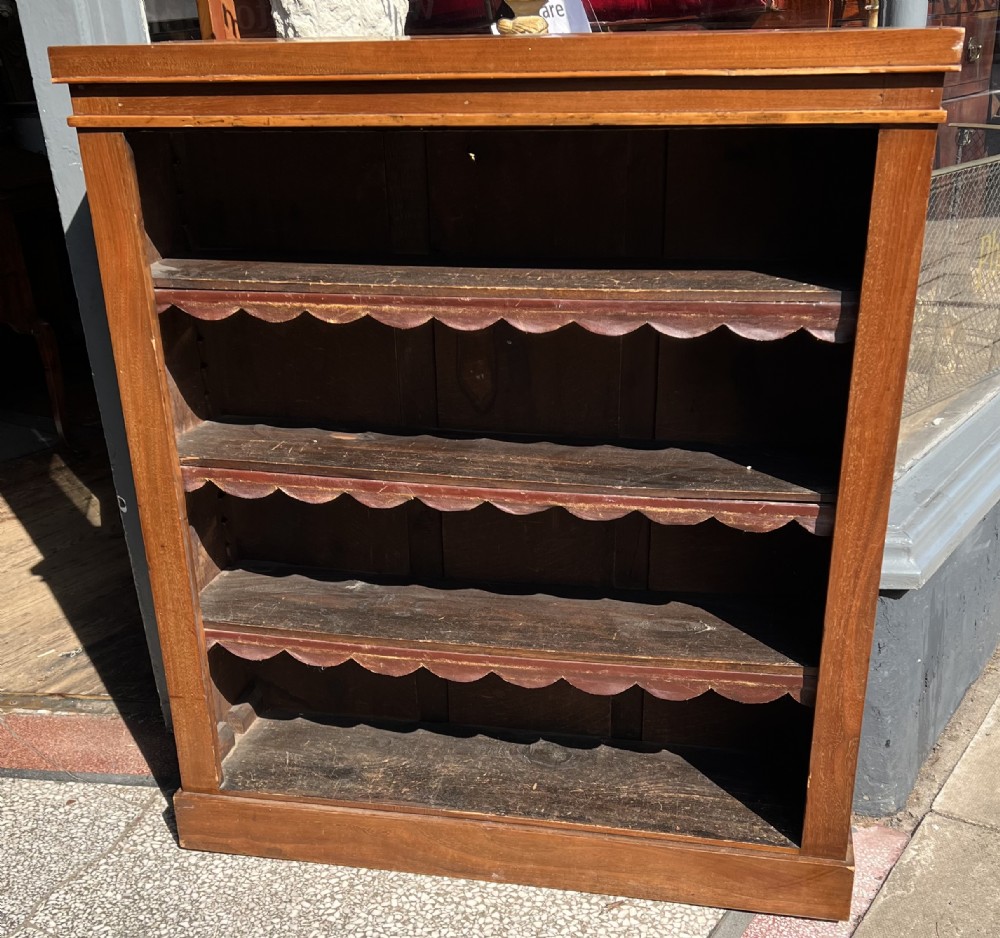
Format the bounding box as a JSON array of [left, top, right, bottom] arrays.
[[199, 567, 818, 703], [801, 126, 939, 859], [938, 12, 996, 99], [433, 323, 656, 443], [220, 715, 801, 847], [62, 85, 949, 130], [77, 132, 221, 790], [63, 108, 950, 131], [176, 421, 835, 533], [153, 259, 856, 342], [197, 0, 241, 39], [50, 34, 959, 131], [49, 31, 963, 83], [173, 790, 855, 918]]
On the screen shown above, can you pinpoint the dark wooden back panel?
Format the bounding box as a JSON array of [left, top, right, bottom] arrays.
[[161, 306, 852, 464], [130, 126, 875, 280], [662, 127, 877, 281], [424, 129, 667, 262], [187, 492, 832, 607]]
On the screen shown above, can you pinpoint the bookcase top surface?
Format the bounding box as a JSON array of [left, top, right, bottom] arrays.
[[50, 29, 962, 86]]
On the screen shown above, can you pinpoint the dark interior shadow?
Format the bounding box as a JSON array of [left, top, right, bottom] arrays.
[[232, 704, 809, 847], [207, 636, 812, 847], [160, 797, 180, 845], [162, 303, 852, 495]]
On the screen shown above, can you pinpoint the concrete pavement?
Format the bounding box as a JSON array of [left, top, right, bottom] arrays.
[[0, 777, 728, 938], [856, 693, 1000, 938]]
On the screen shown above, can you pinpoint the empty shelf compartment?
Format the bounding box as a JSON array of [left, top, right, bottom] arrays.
[[221, 715, 804, 848]]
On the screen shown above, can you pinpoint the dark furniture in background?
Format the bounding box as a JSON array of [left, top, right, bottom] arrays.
[[930, 0, 999, 166], [0, 148, 70, 443]]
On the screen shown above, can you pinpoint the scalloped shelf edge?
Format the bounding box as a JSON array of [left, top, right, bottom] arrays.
[[207, 636, 816, 706], [182, 473, 835, 536], [155, 295, 850, 344]]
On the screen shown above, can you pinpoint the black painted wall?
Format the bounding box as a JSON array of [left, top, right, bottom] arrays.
[[856, 498, 1000, 814]]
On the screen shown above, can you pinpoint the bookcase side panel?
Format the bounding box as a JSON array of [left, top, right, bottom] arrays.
[[77, 130, 221, 791], [802, 125, 939, 859]]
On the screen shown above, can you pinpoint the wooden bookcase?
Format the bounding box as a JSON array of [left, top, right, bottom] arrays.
[[50, 30, 961, 921]]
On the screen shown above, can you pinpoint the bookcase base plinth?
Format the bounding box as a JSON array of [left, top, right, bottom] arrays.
[[173, 789, 854, 920]]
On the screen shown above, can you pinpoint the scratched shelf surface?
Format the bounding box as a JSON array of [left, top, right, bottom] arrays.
[[221, 713, 804, 848], [176, 421, 836, 533], [152, 258, 856, 342], [201, 567, 818, 704]]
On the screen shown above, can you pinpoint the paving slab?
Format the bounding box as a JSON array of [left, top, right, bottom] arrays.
[[0, 778, 156, 935], [854, 813, 1000, 938], [0, 710, 176, 784], [740, 824, 908, 938], [8, 778, 726, 938], [933, 695, 1000, 830]]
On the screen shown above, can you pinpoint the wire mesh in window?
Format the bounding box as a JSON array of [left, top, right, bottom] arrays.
[[904, 156, 1000, 418]]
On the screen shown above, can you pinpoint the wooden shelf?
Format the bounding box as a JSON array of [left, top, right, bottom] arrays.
[[201, 568, 817, 704], [152, 259, 856, 343], [177, 422, 835, 534], [221, 714, 803, 849]]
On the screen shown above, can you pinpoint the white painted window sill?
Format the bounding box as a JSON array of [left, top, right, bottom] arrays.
[[881, 375, 1000, 589]]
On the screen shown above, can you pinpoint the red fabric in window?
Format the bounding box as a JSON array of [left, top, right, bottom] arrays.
[[589, 0, 766, 22]]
